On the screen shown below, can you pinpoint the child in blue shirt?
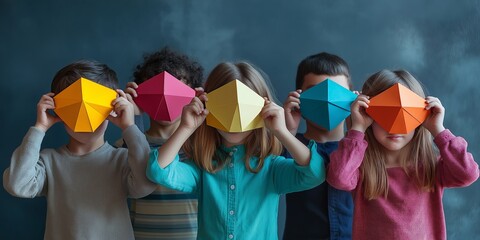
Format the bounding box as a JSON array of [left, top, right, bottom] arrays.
[[146, 61, 325, 239], [282, 52, 354, 239]]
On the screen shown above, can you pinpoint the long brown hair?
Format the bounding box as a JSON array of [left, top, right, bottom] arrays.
[[182, 62, 283, 173], [361, 70, 437, 200]]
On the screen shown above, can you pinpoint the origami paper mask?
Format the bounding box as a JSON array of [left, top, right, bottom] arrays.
[[134, 71, 195, 122], [366, 83, 429, 134], [299, 79, 357, 130], [206, 79, 265, 132], [54, 78, 117, 132]]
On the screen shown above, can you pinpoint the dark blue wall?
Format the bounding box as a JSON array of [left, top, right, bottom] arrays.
[[1, 0, 479, 239]]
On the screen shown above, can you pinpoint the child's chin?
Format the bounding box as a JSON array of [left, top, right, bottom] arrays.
[[64, 120, 108, 135], [153, 117, 180, 126]]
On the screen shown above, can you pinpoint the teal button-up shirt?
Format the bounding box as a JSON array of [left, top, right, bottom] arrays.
[[147, 141, 325, 240]]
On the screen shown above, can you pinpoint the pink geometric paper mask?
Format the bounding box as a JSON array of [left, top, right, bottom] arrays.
[[134, 71, 195, 122]]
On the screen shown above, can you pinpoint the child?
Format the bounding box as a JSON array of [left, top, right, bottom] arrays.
[[282, 52, 354, 239], [146, 61, 326, 239], [327, 69, 479, 239], [3, 60, 156, 240], [120, 47, 203, 239]]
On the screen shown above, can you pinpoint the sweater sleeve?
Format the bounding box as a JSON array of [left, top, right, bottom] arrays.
[[122, 125, 157, 198], [3, 127, 47, 198], [146, 149, 200, 193], [114, 115, 145, 148], [271, 140, 325, 194], [327, 130, 368, 191], [435, 129, 479, 188]]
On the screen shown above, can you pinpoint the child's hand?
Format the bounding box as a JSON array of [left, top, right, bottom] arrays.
[[262, 98, 288, 135], [124, 82, 142, 115], [108, 90, 135, 130], [34, 93, 61, 132], [178, 94, 209, 133], [422, 96, 445, 137], [283, 89, 302, 135], [350, 94, 373, 132]]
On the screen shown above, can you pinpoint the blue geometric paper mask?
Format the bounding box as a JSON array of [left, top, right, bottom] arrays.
[[299, 79, 357, 130]]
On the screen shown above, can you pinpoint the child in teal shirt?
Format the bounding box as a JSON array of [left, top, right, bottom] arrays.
[[147, 61, 325, 239]]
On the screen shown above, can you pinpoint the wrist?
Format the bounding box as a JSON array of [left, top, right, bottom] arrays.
[[121, 122, 134, 131], [177, 124, 196, 136], [134, 108, 143, 116], [351, 124, 367, 133], [430, 126, 446, 137], [34, 123, 48, 132], [272, 127, 290, 139]]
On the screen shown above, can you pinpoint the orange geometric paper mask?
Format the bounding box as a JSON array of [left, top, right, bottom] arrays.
[[53, 78, 117, 132], [366, 83, 429, 134]]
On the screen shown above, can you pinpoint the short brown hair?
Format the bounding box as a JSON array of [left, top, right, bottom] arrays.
[[51, 60, 118, 94], [295, 52, 352, 90]]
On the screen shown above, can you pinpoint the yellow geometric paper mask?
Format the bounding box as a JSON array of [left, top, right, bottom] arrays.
[[206, 80, 265, 132], [53, 78, 117, 132]]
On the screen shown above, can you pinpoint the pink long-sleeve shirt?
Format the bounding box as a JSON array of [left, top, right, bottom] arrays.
[[327, 129, 479, 240]]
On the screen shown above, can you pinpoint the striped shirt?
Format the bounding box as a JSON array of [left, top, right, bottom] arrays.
[[130, 134, 198, 240]]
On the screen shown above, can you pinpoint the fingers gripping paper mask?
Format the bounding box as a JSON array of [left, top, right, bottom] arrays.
[[206, 80, 265, 132], [53, 78, 117, 132]]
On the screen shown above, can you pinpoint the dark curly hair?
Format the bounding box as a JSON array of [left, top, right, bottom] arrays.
[[133, 47, 203, 88]]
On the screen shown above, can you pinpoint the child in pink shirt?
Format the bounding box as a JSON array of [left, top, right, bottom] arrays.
[[327, 69, 479, 240]]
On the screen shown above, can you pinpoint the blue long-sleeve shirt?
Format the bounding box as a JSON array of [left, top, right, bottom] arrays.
[[147, 141, 325, 240], [283, 133, 353, 240]]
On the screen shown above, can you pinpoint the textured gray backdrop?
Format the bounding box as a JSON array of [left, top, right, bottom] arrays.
[[1, 0, 479, 239]]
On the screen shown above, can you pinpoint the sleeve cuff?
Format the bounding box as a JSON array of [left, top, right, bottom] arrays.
[[433, 129, 454, 146], [29, 126, 46, 137], [25, 127, 46, 146], [294, 140, 325, 180], [146, 149, 179, 184], [346, 129, 365, 140], [122, 125, 143, 143]]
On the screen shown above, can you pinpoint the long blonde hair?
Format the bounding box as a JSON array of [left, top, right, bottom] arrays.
[[361, 70, 437, 200], [182, 62, 283, 173]]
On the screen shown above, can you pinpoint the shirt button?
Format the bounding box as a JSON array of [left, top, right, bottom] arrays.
[[229, 151, 234, 156], [229, 234, 234, 239], [230, 185, 235, 190], [229, 163, 234, 168], [229, 210, 235, 215]]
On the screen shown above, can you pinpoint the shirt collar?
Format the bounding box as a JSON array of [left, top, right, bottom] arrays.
[[219, 144, 245, 155]]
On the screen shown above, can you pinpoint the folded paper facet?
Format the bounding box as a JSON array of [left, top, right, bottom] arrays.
[[206, 80, 264, 132], [134, 71, 195, 122], [54, 78, 117, 132], [366, 83, 429, 134], [299, 79, 357, 130]]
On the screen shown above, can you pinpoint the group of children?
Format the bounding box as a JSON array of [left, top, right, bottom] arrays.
[[3, 48, 479, 240]]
